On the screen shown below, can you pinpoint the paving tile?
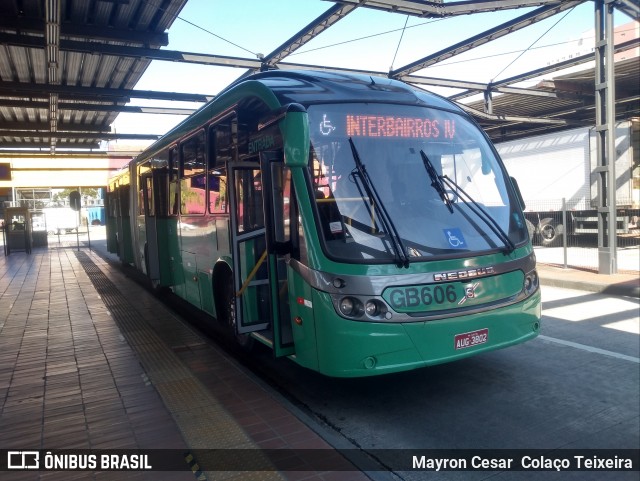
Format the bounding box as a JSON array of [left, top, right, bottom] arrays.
[[0, 250, 366, 479]]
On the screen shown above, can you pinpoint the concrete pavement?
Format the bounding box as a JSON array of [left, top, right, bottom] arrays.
[[537, 263, 640, 298]]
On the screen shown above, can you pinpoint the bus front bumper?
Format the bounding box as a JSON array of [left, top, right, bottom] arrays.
[[311, 289, 541, 378]]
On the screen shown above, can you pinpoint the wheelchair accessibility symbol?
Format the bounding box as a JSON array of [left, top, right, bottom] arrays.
[[319, 114, 336, 136], [444, 228, 466, 249]]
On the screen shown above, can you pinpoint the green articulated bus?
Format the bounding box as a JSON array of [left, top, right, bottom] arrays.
[[106, 70, 541, 377]]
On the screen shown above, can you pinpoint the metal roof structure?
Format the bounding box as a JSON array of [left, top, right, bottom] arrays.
[[466, 56, 640, 141], [0, 0, 638, 152]]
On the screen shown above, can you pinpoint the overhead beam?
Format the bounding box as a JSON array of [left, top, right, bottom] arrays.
[[0, 32, 263, 69], [0, 81, 213, 103], [45, 0, 61, 152], [0, 17, 168, 46], [263, 3, 359, 67], [479, 99, 640, 145], [3, 26, 623, 104], [0, 121, 110, 132], [0, 99, 197, 115], [0, 131, 160, 140], [0, 142, 101, 150], [458, 103, 572, 125], [613, 0, 640, 19], [491, 37, 639, 88], [333, 0, 570, 17], [390, 1, 582, 77], [403, 74, 587, 99], [449, 37, 640, 101], [1, 36, 632, 112]]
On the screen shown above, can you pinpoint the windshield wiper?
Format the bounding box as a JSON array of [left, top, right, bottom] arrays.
[[420, 150, 453, 213], [348, 138, 409, 268], [420, 150, 515, 254], [440, 175, 515, 253]]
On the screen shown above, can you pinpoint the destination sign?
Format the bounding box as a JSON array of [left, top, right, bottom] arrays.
[[346, 115, 456, 139]]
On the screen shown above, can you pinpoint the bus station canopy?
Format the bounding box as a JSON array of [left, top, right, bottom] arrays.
[[0, 0, 638, 152]]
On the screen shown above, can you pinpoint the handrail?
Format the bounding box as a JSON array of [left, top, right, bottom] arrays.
[[236, 249, 268, 298]]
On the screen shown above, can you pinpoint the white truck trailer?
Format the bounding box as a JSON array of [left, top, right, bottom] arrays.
[[496, 119, 639, 246], [42, 207, 79, 235]]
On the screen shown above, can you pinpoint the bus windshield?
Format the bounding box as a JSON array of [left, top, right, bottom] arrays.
[[307, 103, 528, 263]]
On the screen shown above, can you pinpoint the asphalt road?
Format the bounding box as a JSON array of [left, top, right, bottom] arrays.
[[80, 235, 639, 480], [242, 285, 639, 481]]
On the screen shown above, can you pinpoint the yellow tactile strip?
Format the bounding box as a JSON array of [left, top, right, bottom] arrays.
[[74, 251, 284, 481]]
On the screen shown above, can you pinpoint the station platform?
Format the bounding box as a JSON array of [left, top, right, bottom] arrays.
[[0, 240, 637, 480], [537, 264, 640, 298], [0, 245, 370, 481]]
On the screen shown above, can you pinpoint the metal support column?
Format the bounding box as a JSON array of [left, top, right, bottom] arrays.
[[594, 0, 617, 274], [484, 89, 493, 115]]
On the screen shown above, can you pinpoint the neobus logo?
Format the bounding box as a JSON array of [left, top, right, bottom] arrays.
[[433, 266, 495, 282]]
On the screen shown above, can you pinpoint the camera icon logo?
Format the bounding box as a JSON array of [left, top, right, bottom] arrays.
[[7, 451, 40, 469]]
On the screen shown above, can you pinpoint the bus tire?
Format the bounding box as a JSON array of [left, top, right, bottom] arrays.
[[539, 218, 564, 247], [215, 269, 254, 350], [143, 243, 150, 278]]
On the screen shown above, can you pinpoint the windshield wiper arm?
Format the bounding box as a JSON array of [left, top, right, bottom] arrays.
[[348, 138, 409, 268], [420, 150, 454, 213], [440, 174, 516, 253], [420, 150, 514, 253]]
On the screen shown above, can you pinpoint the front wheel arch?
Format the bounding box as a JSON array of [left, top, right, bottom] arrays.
[[213, 262, 233, 324], [212, 261, 254, 350]]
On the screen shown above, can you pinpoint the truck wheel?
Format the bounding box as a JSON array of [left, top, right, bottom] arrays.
[[525, 219, 536, 242], [539, 218, 564, 247]]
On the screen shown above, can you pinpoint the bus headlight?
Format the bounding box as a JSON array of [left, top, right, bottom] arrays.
[[365, 300, 379, 316], [339, 297, 362, 317], [524, 270, 539, 295], [335, 296, 390, 320]]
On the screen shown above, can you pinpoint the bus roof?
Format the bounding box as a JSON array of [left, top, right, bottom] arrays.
[[130, 70, 466, 167], [234, 70, 464, 113]]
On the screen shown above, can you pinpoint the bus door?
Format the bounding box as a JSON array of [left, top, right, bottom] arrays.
[[105, 190, 117, 254], [152, 168, 173, 287], [116, 184, 134, 264], [141, 172, 160, 282], [229, 154, 293, 357]]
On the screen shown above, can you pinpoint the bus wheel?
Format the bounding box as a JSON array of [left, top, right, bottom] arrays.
[[219, 276, 254, 350], [143, 243, 150, 276], [539, 218, 564, 247]]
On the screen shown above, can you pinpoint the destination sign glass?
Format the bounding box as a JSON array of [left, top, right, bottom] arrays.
[[345, 115, 455, 139], [314, 107, 457, 141]]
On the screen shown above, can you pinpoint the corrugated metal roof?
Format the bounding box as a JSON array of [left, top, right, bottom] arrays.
[[0, 0, 187, 151], [0, 0, 637, 151]]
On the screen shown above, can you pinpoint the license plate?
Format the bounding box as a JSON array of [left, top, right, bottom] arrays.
[[454, 328, 489, 350]]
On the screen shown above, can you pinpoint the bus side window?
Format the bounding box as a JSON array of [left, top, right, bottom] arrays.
[[281, 178, 306, 265], [208, 170, 227, 214], [138, 183, 145, 215], [234, 167, 264, 233], [152, 150, 170, 218], [272, 164, 289, 244], [145, 176, 154, 216], [180, 131, 206, 215], [169, 147, 179, 216], [208, 118, 234, 215], [211, 118, 235, 169]]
